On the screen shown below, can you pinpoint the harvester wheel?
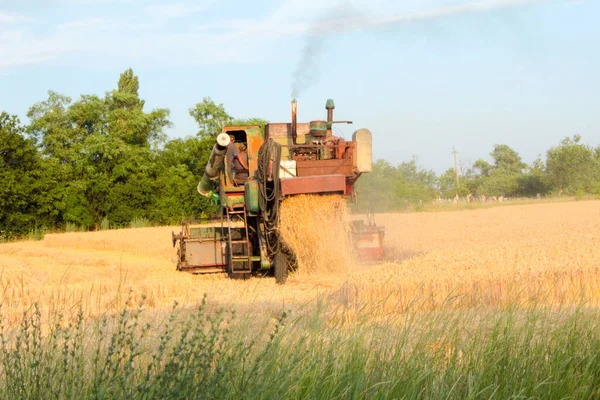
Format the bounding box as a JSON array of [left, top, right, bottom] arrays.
[[274, 251, 288, 284]]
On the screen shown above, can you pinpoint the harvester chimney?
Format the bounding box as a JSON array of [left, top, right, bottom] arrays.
[[326, 98, 335, 137], [291, 100, 298, 145]]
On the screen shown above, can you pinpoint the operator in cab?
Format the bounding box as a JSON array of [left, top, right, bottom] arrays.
[[226, 134, 249, 185]]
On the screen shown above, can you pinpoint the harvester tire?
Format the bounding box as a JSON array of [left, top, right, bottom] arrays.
[[274, 251, 288, 284]]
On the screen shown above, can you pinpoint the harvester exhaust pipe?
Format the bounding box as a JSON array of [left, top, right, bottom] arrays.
[[197, 133, 230, 197], [326, 98, 335, 137], [291, 99, 298, 145]]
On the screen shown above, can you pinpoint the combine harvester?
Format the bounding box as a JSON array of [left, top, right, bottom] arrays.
[[172, 99, 385, 283]]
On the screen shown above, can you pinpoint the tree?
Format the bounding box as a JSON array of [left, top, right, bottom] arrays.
[[151, 136, 218, 223], [471, 144, 525, 197], [479, 172, 520, 197], [395, 158, 437, 203], [108, 69, 170, 147], [26, 91, 96, 227], [27, 91, 74, 161], [546, 135, 596, 194], [100, 69, 170, 225], [518, 156, 551, 197], [117, 68, 142, 100], [438, 168, 469, 197], [472, 159, 492, 177], [355, 159, 438, 211], [490, 144, 526, 174], [230, 117, 269, 134], [0, 113, 41, 237], [189, 97, 232, 137], [25, 69, 172, 228]]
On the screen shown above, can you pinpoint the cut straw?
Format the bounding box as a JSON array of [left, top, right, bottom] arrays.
[[279, 194, 354, 276]]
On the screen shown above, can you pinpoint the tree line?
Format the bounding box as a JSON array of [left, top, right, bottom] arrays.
[[356, 138, 600, 212], [1, 69, 599, 237], [0, 69, 265, 238]]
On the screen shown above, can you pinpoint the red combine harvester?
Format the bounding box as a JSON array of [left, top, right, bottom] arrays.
[[172, 99, 385, 283]]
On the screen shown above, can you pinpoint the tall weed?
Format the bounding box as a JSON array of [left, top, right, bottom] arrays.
[[1, 295, 599, 399]]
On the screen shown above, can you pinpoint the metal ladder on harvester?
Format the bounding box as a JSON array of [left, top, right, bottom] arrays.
[[226, 206, 252, 275]]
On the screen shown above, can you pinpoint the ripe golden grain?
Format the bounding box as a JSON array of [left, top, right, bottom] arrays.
[[0, 200, 598, 324], [279, 194, 354, 275]]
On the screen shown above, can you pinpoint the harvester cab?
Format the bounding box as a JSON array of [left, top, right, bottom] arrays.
[[172, 99, 385, 283]]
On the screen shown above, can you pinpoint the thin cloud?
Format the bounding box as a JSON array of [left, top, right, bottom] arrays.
[[354, 0, 550, 32], [251, 0, 556, 38], [57, 17, 106, 30], [143, 1, 214, 19], [0, 11, 29, 24], [192, 0, 557, 42], [0, 0, 566, 71]]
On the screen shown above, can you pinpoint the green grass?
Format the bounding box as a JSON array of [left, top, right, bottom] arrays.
[[65, 222, 87, 233], [129, 217, 151, 229], [26, 225, 47, 241], [1, 293, 600, 399], [100, 217, 110, 231]]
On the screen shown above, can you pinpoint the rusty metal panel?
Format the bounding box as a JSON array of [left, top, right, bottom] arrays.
[[219, 125, 263, 194], [185, 239, 226, 268], [280, 174, 346, 196], [357, 246, 384, 262], [189, 226, 223, 239], [351, 224, 385, 262], [265, 123, 310, 158], [245, 126, 263, 177], [296, 159, 355, 177], [265, 123, 310, 139]]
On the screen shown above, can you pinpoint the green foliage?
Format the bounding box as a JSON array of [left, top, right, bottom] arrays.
[[0, 113, 41, 238], [100, 217, 110, 231], [189, 97, 232, 137], [518, 157, 551, 196], [2, 298, 600, 399], [65, 222, 86, 232], [26, 225, 47, 241], [0, 69, 267, 236], [355, 159, 437, 212], [479, 171, 520, 196], [354, 137, 599, 213], [438, 168, 469, 198], [395, 158, 438, 200], [149, 136, 219, 224], [490, 143, 526, 173], [230, 117, 269, 134], [465, 144, 526, 197], [546, 135, 598, 194], [129, 216, 150, 229], [472, 158, 492, 177], [17, 69, 202, 233]]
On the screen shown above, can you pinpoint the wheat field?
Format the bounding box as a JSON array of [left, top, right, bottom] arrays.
[[0, 200, 598, 324], [1, 200, 600, 398]]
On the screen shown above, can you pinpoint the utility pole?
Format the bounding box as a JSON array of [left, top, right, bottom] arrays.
[[452, 147, 460, 186]]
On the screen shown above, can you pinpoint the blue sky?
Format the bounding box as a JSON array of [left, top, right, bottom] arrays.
[[0, 0, 598, 173]]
